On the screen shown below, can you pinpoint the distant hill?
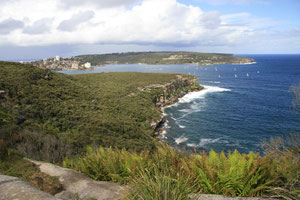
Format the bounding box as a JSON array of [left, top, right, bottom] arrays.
[[75, 51, 254, 66], [0, 61, 201, 162], [31, 51, 254, 70]]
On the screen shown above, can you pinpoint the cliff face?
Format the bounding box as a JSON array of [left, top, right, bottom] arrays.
[[139, 75, 203, 108], [154, 75, 203, 107], [140, 75, 203, 136]]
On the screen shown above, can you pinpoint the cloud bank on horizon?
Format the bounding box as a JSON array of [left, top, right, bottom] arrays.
[[0, 0, 299, 59]]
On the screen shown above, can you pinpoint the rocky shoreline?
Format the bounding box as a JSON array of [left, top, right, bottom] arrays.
[[145, 75, 204, 138]]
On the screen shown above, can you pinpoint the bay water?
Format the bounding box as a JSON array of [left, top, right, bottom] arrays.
[[60, 55, 300, 153]]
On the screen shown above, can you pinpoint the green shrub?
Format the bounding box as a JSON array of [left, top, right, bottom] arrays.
[[189, 150, 276, 197], [262, 133, 300, 200], [0, 139, 8, 160], [64, 143, 281, 198], [124, 167, 197, 200]]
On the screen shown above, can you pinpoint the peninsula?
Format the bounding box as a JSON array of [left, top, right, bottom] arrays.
[[30, 51, 254, 71]]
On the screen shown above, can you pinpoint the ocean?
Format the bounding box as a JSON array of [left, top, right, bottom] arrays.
[[60, 54, 300, 153]]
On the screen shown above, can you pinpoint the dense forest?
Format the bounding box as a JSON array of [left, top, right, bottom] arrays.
[[0, 61, 201, 162], [74, 51, 254, 66]]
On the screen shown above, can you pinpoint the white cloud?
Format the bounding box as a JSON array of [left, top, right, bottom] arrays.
[[57, 11, 95, 32], [23, 18, 53, 34], [195, 0, 271, 5], [0, 0, 299, 56], [60, 0, 143, 8], [0, 18, 24, 35]]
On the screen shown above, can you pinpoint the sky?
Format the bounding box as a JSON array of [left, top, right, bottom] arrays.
[[0, 0, 299, 60]]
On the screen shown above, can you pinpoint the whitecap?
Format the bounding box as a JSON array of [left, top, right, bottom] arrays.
[[178, 85, 231, 103], [178, 125, 185, 129], [178, 109, 191, 113], [175, 136, 188, 144], [187, 143, 197, 147], [187, 138, 222, 148]]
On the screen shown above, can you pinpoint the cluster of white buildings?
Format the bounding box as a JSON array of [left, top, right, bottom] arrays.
[[32, 56, 92, 71]]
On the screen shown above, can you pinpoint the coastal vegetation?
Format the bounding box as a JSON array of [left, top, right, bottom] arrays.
[[0, 61, 200, 162], [0, 61, 299, 199], [63, 137, 299, 199]]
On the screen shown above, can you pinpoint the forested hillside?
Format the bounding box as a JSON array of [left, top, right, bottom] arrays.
[[0, 61, 201, 162]]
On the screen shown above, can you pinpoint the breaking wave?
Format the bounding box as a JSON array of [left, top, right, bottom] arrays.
[[178, 85, 231, 103], [187, 138, 223, 148]]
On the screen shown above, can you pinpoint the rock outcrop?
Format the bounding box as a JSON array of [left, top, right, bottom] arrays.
[[146, 75, 203, 136], [148, 75, 203, 107], [0, 175, 59, 200], [29, 160, 127, 200]]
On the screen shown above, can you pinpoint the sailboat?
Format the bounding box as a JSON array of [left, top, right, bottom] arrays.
[[246, 73, 249, 77], [218, 75, 221, 78], [235, 74, 238, 78]]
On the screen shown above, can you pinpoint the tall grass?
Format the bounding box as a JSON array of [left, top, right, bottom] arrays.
[[63, 143, 294, 198], [262, 133, 300, 200]]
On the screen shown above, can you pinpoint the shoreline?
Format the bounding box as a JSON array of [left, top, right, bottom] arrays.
[[56, 60, 256, 71], [153, 87, 204, 140]]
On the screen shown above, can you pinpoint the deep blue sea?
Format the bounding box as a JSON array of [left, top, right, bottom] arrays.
[[59, 55, 300, 153]]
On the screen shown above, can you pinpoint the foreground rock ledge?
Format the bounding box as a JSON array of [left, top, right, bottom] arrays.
[[0, 175, 59, 200], [0, 160, 271, 200], [29, 159, 127, 200]]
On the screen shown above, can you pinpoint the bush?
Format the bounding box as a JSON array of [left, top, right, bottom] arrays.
[[0, 139, 8, 160], [262, 133, 300, 200], [16, 129, 73, 163], [124, 167, 196, 200], [64, 143, 280, 198]]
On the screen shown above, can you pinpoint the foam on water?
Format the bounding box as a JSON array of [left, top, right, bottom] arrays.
[[187, 138, 222, 148], [178, 125, 185, 129], [175, 136, 189, 144], [178, 85, 231, 103]]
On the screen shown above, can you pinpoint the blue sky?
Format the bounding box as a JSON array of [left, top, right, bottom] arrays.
[[0, 0, 299, 60], [183, 0, 300, 30]]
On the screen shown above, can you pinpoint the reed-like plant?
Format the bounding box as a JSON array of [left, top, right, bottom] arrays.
[[63, 142, 297, 198], [189, 150, 276, 197], [124, 166, 197, 200]]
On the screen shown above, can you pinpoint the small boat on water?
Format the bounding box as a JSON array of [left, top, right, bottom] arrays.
[[175, 137, 188, 144], [246, 73, 249, 77], [235, 74, 238, 78]]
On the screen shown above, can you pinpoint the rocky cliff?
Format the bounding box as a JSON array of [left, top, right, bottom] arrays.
[[138, 74, 203, 107], [140, 74, 203, 136]]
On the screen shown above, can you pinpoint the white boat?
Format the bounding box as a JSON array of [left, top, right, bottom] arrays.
[[257, 71, 260, 74], [218, 75, 221, 78], [175, 137, 188, 144], [235, 74, 238, 78], [246, 73, 249, 77]]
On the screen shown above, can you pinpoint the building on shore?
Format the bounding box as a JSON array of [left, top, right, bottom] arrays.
[[55, 56, 60, 61], [72, 62, 79, 69], [84, 62, 91, 68]]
